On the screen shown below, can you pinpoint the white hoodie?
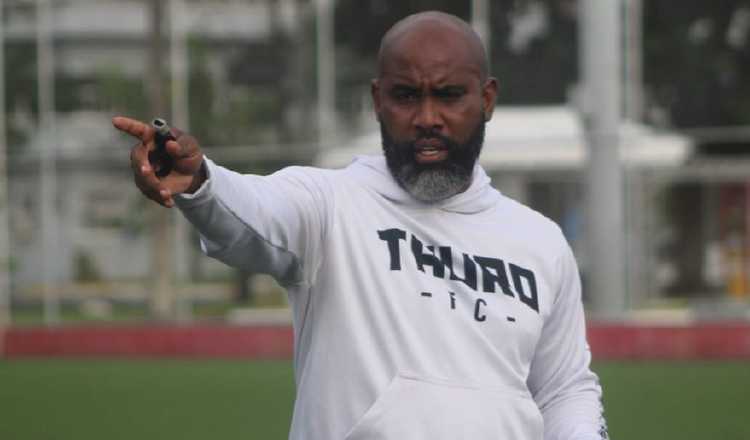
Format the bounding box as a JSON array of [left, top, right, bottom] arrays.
[[175, 155, 608, 440]]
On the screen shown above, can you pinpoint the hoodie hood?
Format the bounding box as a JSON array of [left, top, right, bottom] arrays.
[[345, 155, 501, 215]]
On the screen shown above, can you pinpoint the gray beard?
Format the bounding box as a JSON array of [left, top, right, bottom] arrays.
[[381, 118, 485, 203], [395, 163, 471, 203]]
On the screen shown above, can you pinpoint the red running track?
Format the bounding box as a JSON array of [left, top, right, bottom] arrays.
[[2, 322, 750, 360], [0, 325, 294, 359]]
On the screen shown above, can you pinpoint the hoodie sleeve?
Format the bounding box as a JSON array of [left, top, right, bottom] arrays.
[[174, 158, 332, 287], [526, 242, 609, 440]]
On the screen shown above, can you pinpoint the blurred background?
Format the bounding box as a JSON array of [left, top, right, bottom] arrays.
[[0, 1, 749, 439]]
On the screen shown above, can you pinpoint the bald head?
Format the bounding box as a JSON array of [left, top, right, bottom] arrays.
[[371, 12, 498, 202], [377, 11, 489, 81]]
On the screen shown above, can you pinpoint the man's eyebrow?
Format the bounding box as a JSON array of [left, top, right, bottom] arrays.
[[432, 85, 467, 93], [390, 84, 419, 90], [388, 84, 421, 95]]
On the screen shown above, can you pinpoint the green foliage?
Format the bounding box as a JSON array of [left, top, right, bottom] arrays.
[[73, 250, 102, 282], [3, 42, 37, 151], [334, 1, 576, 105], [644, 1, 750, 128], [334, 0, 750, 128], [489, 1, 579, 104], [3, 42, 38, 113], [187, 37, 283, 147], [334, 0, 470, 53], [93, 67, 149, 118]]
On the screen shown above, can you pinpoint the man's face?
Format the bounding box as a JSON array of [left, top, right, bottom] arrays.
[[372, 23, 497, 202]]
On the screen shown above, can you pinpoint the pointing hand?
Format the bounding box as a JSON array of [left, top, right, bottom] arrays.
[[112, 116, 206, 207]]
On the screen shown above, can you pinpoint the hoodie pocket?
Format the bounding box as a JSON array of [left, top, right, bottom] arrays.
[[344, 374, 543, 440]]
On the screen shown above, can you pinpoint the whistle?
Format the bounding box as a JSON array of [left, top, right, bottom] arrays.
[[149, 118, 175, 177]]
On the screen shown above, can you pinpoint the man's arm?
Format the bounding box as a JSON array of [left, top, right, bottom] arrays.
[[113, 115, 331, 286], [173, 159, 332, 286], [527, 242, 609, 440]]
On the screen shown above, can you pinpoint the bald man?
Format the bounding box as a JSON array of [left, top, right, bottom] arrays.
[[114, 11, 607, 440]]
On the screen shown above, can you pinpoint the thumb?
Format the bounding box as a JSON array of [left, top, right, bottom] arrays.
[[166, 135, 203, 175]]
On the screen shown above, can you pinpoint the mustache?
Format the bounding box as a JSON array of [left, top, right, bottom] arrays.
[[415, 129, 451, 140], [381, 116, 486, 167], [410, 130, 459, 150]]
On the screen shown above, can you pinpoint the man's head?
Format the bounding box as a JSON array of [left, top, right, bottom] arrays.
[[372, 11, 498, 202]]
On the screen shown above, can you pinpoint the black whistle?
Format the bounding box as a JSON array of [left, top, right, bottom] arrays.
[[149, 118, 175, 177]]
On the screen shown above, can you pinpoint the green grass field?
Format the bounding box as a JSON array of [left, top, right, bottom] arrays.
[[1, 360, 748, 439]]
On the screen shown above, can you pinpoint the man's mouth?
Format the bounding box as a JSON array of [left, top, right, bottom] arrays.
[[414, 140, 449, 163]]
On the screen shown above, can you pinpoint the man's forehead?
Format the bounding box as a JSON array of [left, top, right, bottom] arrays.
[[380, 37, 482, 83], [380, 56, 481, 85], [377, 13, 487, 81]]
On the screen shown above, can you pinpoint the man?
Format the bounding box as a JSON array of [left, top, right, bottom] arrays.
[[114, 11, 608, 440]]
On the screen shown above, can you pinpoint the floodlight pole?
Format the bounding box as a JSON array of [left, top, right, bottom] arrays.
[[169, 0, 192, 322], [148, 0, 176, 321], [471, 0, 490, 65], [623, 0, 643, 122], [37, 0, 60, 325], [169, 0, 188, 133], [0, 0, 11, 329], [580, 0, 627, 318], [315, 0, 335, 147]]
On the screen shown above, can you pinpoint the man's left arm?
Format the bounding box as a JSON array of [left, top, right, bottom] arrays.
[[527, 243, 609, 440]]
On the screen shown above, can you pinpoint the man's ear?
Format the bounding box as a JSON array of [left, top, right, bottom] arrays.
[[371, 79, 382, 121], [482, 77, 499, 121]]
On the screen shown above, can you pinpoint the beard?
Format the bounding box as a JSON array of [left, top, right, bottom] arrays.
[[381, 117, 485, 203]]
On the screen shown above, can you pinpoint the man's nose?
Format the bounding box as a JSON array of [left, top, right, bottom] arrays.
[[414, 98, 443, 132]]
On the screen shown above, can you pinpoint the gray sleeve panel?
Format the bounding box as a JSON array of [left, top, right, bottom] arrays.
[[178, 187, 303, 284], [174, 158, 332, 287]]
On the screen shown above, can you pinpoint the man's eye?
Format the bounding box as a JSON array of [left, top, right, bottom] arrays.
[[435, 89, 465, 101], [393, 90, 420, 101]]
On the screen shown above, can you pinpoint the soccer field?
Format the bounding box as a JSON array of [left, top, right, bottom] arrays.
[[0, 360, 748, 439]]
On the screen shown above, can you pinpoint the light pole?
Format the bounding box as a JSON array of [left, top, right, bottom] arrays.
[[37, 0, 60, 325], [315, 0, 335, 147], [169, 0, 192, 322], [471, 0, 490, 65], [147, 0, 176, 321], [579, 0, 627, 318], [0, 0, 11, 330], [623, 0, 644, 122]]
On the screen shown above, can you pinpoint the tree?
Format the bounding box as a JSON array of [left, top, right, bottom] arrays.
[[644, 1, 750, 130]]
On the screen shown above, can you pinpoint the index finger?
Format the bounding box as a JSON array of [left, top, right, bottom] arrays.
[[112, 116, 154, 142]]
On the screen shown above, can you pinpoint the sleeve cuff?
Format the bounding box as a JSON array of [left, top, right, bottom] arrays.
[[174, 158, 214, 206]]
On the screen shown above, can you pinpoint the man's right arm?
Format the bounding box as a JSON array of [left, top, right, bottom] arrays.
[[173, 159, 332, 286], [113, 115, 331, 286]]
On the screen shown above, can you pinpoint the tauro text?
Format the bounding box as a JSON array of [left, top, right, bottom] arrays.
[[377, 228, 540, 313]]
